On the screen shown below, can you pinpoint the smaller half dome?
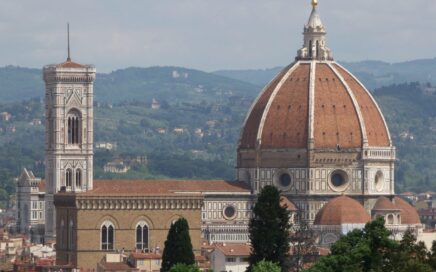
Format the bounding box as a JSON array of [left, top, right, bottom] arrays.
[[314, 196, 370, 225], [393, 197, 421, 225], [373, 196, 399, 211]]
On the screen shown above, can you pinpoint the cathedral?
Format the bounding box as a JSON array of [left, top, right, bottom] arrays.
[[14, 0, 422, 270]]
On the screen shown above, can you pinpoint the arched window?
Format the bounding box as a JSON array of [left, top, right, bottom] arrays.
[[67, 111, 81, 145], [101, 222, 114, 250], [68, 220, 74, 249], [387, 214, 394, 225], [316, 40, 320, 58], [309, 40, 313, 58], [75, 169, 82, 188], [136, 221, 149, 250], [66, 169, 72, 188]]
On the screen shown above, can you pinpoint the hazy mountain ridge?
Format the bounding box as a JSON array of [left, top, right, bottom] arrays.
[[213, 58, 436, 89], [0, 65, 259, 103]]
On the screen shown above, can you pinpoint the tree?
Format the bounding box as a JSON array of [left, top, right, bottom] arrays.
[[305, 218, 433, 272], [161, 218, 195, 272], [169, 263, 200, 272], [248, 185, 291, 272], [252, 260, 281, 272], [289, 212, 317, 272]]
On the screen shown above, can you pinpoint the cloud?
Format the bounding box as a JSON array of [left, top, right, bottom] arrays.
[[0, 0, 434, 72]]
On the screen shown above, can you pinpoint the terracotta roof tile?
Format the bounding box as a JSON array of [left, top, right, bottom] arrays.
[[130, 252, 161, 259], [393, 196, 421, 224], [260, 64, 310, 149], [373, 196, 399, 211], [78, 180, 251, 196], [239, 61, 391, 151], [314, 196, 370, 225], [334, 64, 390, 147], [214, 243, 251, 256], [240, 66, 291, 149], [56, 59, 86, 69], [313, 64, 362, 148], [280, 196, 298, 211]]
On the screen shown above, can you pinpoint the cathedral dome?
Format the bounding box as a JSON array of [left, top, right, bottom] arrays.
[[239, 62, 391, 150], [314, 196, 371, 225], [238, 3, 391, 152]]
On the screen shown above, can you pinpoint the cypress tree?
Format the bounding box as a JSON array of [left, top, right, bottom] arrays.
[[161, 218, 195, 272], [248, 185, 291, 272]]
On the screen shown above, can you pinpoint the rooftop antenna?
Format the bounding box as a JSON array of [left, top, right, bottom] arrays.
[[67, 23, 71, 61]]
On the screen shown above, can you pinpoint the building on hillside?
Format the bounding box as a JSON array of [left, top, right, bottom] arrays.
[[0, 112, 12, 121], [95, 142, 117, 151], [103, 160, 130, 173], [151, 98, 160, 110], [34, 1, 423, 270], [15, 169, 45, 243]]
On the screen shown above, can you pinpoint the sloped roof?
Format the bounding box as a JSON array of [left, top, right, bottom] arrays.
[[215, 243, 251, 256], [79, 180, 251, 196]]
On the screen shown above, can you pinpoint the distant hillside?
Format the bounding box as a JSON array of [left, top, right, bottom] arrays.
[[213, 58, 436, 90], [0, 66, 259, 103], [0, 66, 43, 101], [214, 67, 283, 87]]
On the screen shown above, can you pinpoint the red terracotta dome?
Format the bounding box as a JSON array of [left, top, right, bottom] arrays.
[[239, 62, 391, 150], [393, 197, 421, 224], [373, 196, 399, 211], [314, 196, 371, 225]]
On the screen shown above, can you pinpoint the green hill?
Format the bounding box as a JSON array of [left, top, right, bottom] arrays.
[[0, 64, 436, 208], [214, 58, 436, 90], [0, 65, 258, 103]]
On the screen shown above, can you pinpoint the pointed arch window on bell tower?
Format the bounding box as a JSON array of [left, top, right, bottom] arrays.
[[67, 110, 81, 145]]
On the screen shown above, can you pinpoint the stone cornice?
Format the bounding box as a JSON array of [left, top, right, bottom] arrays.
[[43, 73, 96, 84], [54, 194, 204, 210]]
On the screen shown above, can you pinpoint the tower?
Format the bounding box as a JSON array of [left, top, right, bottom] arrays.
[[43, 26, 96, 239]]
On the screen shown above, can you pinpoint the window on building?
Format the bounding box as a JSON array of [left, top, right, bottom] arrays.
[[75, 169, 82, 188], [101, 222, 114, 250], [67, 111, 81, 144], [65, 169, 73, 188], [68, 220, 74, 249], [136, 221, 149, 250], [226, 257, 236, 263]]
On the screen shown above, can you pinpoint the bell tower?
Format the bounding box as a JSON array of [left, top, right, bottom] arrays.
[[43, 25, 96, 239]]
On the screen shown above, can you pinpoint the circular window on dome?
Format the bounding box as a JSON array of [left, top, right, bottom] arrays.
[[375, 171, 384, 192], [328, 170, 349, 191], [223, 205, 237, 220]]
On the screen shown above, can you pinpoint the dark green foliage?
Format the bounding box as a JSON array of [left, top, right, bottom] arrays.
[[252, 260, 281, 272], [161, 218, 195, 272], [305, 218, 434, 272], [248, 186, 291, 272], [169, 263, 200, 272]]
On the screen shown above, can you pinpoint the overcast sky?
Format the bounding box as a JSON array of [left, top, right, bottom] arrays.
[[0, 0, 435, 72]]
